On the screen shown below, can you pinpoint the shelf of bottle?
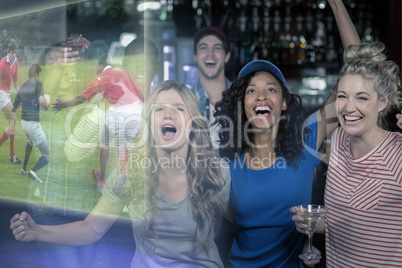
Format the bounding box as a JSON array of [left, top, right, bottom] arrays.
[[271, 62, 341, 82]]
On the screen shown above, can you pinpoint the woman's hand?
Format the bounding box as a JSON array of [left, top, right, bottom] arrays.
[[290, 206, 325, 235], [10, 211, 39, 242], [291, 207, 323, 267], [396, 111, 402, 129], [301, 240, 321, 267], [290, 206, 310, 235]]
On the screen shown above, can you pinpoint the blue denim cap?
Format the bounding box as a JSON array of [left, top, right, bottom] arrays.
[[237, 60, 289, 91]]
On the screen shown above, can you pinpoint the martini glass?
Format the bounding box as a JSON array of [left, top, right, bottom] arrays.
[[294, 204, 327, 261]]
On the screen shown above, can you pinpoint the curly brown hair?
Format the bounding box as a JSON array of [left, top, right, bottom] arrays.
[[213, 73, 311, 167]]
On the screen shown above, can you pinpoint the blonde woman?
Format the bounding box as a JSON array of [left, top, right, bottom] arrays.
[[10, 80, 230, 267], [293, 42, 402, 267]]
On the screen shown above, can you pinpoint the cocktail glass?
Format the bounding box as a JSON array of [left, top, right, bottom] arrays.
[[294, 204, 327, 261]]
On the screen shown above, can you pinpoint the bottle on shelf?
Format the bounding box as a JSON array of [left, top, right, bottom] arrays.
[[295, 15, 307, 65], [325, 16, 337, 64], [260, 7, 272, 61], [312, 12, 326, 64], [279, 6, 293, 64], [304, 10, 316, 64], [271, 10, 282, 64]]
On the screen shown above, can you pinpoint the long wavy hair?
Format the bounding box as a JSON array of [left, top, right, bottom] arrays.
[[214, 73, 310, 167], [336, 42, 402, 131], [141, 80, 224, 252]]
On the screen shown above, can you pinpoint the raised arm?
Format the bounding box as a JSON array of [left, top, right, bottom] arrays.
[[328, 0, 361, 47], [315, 0, 361, 149], [10, 195, 124, 246]]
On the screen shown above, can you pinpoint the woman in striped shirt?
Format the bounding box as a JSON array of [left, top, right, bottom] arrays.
[[293, 42, 402, 267]]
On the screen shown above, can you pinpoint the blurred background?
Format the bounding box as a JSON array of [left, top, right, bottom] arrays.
[[0, 1, 400, 267], [0, 0, 400, 112]]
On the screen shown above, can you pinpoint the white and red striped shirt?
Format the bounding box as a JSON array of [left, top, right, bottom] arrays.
[[325, 127, 402, 268]]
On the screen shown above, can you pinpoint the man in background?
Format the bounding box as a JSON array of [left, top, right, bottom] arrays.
[[191, 26, 231, 123], [192, 26, 235, 267]]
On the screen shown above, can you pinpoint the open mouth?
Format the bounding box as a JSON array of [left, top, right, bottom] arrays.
[[254, 106, 271, 117], [161, 124, 177, 137], [205, 60, 216, 68], [343, 115, 362, 123]]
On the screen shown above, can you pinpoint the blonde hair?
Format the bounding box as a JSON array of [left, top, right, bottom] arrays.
[[141, 80, 223, 251], [336, 42, 402, 129]]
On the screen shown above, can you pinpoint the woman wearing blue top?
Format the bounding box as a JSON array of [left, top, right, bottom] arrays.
[[213, 1, 361, 266]]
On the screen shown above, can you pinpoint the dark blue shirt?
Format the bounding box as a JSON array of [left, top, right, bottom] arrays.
[[13, 78, 43, 122]]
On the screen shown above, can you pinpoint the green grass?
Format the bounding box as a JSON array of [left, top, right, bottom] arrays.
[[0, 61, 128, 213]]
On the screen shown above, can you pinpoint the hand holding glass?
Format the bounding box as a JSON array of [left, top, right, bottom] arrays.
[[294, 204, 327, 261]]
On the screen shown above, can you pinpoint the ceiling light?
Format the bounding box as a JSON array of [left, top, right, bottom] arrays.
[[137, 1, 161, 12]]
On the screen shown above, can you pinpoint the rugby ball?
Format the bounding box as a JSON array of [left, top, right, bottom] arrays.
[[44, 94, 51, 104], [40, 94, 51, 111]]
